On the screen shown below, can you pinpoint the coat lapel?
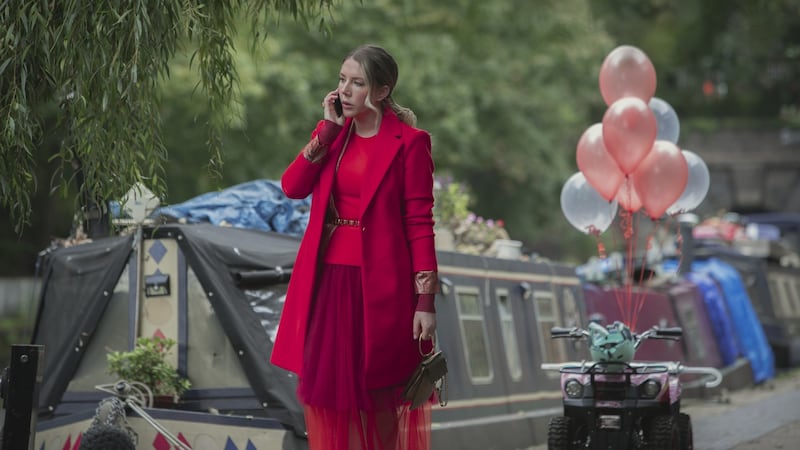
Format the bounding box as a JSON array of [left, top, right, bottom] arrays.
[[360, 111, 403, 217]]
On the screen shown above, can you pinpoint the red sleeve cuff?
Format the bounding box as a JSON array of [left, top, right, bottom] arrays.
[[415, 294, 436, 313], [318, 120, 343, 147]]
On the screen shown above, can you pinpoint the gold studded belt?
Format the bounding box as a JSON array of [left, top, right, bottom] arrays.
[[328, 217, 361, 227]]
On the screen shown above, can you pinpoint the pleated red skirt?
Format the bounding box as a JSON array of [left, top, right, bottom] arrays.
[[297, 264, 431, 450]]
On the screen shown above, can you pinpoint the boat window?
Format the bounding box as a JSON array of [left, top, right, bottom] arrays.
[[781, 275, 800, 318], [560, 287, 580, 328], [496, 289, 522, 381], [789, 277, 800, 318], [767, 277, 784, 317], [769, 274, 794, 318], [455, 286, 493, 383], [533, 290, 567, 363]]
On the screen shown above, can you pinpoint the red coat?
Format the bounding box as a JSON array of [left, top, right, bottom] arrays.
[[271, 109, 438, 389]]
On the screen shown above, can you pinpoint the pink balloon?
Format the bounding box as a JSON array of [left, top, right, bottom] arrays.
[[599, 45, 657, 106], [576, 123, 625, 201], [632, 141, 689, 219], [616, 177, 642, 213], [602, 97, 658, 175]]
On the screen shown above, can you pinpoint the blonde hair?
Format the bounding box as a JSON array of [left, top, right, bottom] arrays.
[[345, 44, 417, 127]]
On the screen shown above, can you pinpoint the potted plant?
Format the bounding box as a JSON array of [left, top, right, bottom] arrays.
[[107, 336, 191, 406]]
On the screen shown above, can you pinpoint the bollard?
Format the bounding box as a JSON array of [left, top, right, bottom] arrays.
[[1, 344, 44, 450]]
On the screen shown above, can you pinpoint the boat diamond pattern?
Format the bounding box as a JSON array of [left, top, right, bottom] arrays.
[[149, 240, 168, 264]]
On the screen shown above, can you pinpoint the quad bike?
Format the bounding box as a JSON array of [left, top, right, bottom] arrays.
[[541, 321, 722, 450]]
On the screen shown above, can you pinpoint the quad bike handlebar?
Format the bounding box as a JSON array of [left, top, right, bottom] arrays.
[[551, 324, 683, 349], [544, 323, 723, 388], [550, 326, 588, 339]]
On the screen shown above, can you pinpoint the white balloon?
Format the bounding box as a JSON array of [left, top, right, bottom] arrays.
[[666, 150, 710, 215], [649, 97, 680, 144], [560, 172, 619, 235]]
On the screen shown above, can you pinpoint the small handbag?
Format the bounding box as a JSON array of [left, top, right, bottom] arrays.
[[402, 336, 448, 410]]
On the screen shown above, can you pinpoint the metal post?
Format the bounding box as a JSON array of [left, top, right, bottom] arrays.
[[1, 344, 44, 450]]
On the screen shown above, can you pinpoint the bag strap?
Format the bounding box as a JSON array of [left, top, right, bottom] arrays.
[[418, 335, 436, 358]]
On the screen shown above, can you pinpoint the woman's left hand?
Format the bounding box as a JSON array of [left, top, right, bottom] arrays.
[[413, 311, 437, 341]]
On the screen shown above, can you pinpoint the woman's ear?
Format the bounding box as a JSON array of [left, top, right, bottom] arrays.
[[375, 85, 391, 103]]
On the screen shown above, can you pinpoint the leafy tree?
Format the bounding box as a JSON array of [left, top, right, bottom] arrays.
[[0, 0, 337, 235], [1, 0, 644, 271], [158, 0, 613, 254], [590, 0, 800, 124]]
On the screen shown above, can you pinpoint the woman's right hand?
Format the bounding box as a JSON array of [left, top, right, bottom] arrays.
[[321, 90, 345, 126]]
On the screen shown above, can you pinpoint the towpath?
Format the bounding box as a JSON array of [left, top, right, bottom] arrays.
[[687, 367, 800, 450]]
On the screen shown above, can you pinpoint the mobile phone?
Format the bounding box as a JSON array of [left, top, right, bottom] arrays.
[[334, 96, 343, 117]]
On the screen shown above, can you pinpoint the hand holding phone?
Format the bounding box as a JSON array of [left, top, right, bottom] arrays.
[[333, 96, 343, 117]]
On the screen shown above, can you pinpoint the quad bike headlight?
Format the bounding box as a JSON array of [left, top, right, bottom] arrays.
[[565, 379, 584, 398], [640, 379, 662, 398]]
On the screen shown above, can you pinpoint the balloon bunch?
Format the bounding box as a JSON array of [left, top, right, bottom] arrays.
[[560, 45, 711, 327]]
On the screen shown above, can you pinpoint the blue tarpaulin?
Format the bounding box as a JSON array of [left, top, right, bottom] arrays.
[[664, 258, 775, 383], [153, 179, 311, 236], [685, 271, 740, 366], [700, 258, 775, 383]]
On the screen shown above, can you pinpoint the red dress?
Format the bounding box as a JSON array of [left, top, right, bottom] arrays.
[[285, 127, 435, 449]]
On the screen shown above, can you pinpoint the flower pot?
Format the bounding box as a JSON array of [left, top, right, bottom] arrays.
[[492, 239, 522, 259]]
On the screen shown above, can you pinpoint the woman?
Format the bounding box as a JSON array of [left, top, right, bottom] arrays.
[[270, 44, 440, 450]]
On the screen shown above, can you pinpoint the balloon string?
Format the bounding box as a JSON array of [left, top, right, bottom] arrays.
[[603, 211, 625, 326], [612, 210, 626, 323], [631, 212, 647, 330], [620, 209, 636, 326], [628, 211, 639, 327], [632, 217, 660, 330], [596, 239, 606, 260], [618, 176, 634, 324]]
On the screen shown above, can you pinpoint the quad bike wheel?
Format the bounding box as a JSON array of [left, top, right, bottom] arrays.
[[547, 416, 574, 450], [646, 415, 680, 450], [678, 413, 693, 450]]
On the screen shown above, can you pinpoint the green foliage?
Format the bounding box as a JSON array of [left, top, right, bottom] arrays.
[[0, 0, 336, 233], [590, 0, 800, 122], [157, 0, 612, 256], [434, 177, 511, 255], [433, 178, 472, 230], [5, 0, 798, 268], [107, 336, 191, 397]]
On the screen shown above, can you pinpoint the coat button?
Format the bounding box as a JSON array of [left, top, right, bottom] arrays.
[[361, 226, 366, 232]]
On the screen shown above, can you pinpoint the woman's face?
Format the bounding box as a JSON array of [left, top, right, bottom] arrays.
[[338, 58, 382, 118]]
